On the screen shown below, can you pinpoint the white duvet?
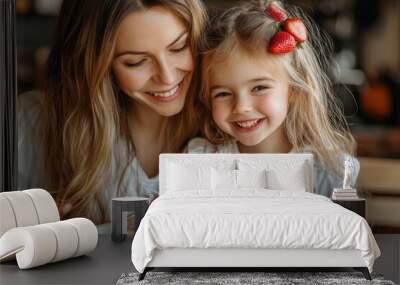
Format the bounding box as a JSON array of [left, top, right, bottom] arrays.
[[131, 190, 380, 273]]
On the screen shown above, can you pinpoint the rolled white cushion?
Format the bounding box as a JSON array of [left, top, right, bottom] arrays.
[[65, 218, 98, 257], [0, 226, 57, 269], [23, 189, 60, 223], [0, 189, 60, 239], [0, 196, 17, 237], [0, 191, 39, 227], [0, 218, 98, 269], [42, 221, 79, 262]]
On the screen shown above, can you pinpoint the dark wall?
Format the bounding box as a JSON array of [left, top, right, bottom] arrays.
[[0, 0, 17, 192]]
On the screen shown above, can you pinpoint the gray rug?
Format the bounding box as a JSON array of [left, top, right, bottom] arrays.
[[116, 271, 396, 285]]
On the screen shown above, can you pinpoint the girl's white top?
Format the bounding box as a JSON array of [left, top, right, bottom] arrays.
[[17, 92, 159, 221], [186, 137, 360, 197]]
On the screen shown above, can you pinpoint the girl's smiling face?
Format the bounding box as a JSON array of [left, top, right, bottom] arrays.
[[112, 6, 194, 117], [208, 48, 290, 147]]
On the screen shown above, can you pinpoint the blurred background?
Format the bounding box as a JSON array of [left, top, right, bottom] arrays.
[[16, 0, 400, 158], [16, 0, 400, 231]]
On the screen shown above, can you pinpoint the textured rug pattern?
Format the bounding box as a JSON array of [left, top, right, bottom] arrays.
[[116, 271, 396, 285]]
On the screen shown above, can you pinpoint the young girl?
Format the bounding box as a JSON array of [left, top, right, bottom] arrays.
[[18, 0, 207, 224], [188, 0, 359, 197]]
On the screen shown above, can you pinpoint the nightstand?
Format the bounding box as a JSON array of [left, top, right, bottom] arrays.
[[332, 198, 366, 218], [111, 197, 151, 242]]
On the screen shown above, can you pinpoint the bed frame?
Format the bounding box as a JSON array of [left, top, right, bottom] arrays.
[[137, 154, 372, 281], [139, 248, 371, 280]]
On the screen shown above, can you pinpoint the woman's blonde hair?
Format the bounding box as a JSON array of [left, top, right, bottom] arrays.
[[200, 0, 355, 177], [44, 0, 207, 223]]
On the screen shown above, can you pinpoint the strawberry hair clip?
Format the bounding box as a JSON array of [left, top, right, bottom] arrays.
[[262, 1, 307, 54]]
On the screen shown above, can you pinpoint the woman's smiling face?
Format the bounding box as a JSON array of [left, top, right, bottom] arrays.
[[112, 6, 194, 117]]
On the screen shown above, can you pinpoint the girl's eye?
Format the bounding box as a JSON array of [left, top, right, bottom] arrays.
[[252, 85, 269, 92], [124, 59, 147, 67], [213, 92, 231, 98], [171, 41, 189, 53]]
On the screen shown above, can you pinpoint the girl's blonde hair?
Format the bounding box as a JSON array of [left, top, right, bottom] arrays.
[[44, 0, 207, 223], [200, 0, 355, 177]]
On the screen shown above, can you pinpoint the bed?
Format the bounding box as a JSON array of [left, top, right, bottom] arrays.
[[131, 154, 380, 280]]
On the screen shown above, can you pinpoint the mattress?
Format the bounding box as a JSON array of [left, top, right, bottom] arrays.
[[131, 190, 380, 273]]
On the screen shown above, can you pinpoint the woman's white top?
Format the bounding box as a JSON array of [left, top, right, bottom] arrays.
[[17, 92, 159, 221], [186, 137, 360, 197]]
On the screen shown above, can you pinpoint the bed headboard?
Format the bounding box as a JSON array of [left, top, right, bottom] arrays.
[[159, 153, 313, 195]]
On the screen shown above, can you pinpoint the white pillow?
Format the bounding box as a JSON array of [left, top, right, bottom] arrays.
[[237, 159, 309, 191], [212, 169, 268, 190], [236, 169, 268, 188], [267, 166, 307, 191], [212, 168, 237, 190], [167, 163, 212, 191]]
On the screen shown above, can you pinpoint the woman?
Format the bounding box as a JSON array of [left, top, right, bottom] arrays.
[[18, 0, 207, 224]]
